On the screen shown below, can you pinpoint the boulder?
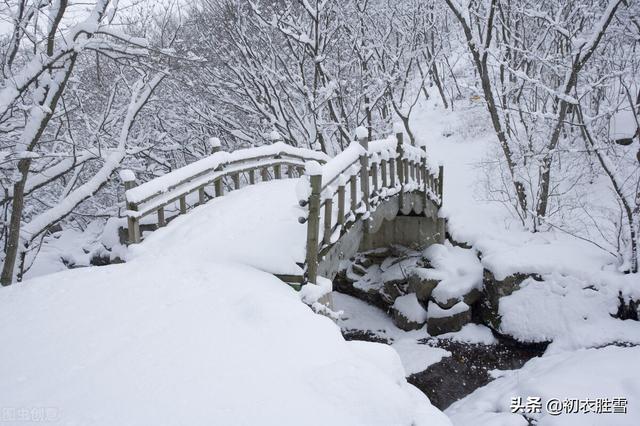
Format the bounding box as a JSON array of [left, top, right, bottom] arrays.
[[478, 270, 540, 330], [426, 301, 471, 336], [390, 294, 428, 331], [408, 269, 439, 309]]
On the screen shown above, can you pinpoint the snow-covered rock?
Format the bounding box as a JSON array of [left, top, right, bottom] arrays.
[[447, 345, 640, 426], [427, 301, 472, 336], [391, 293, 428, 330]]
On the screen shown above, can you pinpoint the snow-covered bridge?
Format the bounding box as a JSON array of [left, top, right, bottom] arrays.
[[122, 127, 445, 285]]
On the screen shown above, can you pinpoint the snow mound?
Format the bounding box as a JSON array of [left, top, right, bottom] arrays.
[[423, 243, 482, 304], [447, 345, 640, 426], [0, 180, 450, 426], [0, 263, 449, 426], [438, 324, 497, 345], [498, 273, 640, 352], [428, 301, 470, 318]]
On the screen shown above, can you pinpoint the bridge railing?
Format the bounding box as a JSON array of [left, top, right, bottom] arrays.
[[301, 127, 443, 284], [122, 140, 328, 243]]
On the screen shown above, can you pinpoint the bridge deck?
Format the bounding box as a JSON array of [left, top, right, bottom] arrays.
[[129, 180, 306, 276]]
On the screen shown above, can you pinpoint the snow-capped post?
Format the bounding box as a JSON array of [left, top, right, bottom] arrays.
[[120, 170, 141, 244], [381, 156, 388, 188], [356, 126, 370, 211], [269, 129, 282, 143], [271, 130, 283, 179], [304, 161, 323, 284], [209, 137, 222, 154], [210, 138, 225, 197], [438, 164, 444, 207]]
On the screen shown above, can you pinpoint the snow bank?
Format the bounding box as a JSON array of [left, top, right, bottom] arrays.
[[447, 345, 640, 426], [333, 292, 452, 376], [0, 184, 450, 426], [498, 273, 640, 352]]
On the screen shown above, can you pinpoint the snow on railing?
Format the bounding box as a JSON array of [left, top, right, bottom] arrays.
[[122, 141, 328, 243], [301, 125, 443, 284]]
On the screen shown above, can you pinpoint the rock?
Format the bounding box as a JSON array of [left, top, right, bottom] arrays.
[[408, 269, 439, 309], [357, 257, 374, 269], [390, 294, 428, 331], [427, 301, 471, 336], [351, 263, 368, 276], [463, 287, 482, 305], [478, 270, 540, 330]]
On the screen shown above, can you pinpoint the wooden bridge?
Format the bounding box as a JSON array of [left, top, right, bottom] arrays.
[[122, 127, 444, 286]]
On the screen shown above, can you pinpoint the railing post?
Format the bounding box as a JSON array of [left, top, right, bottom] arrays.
[[381, 159, 388, 188], [261, 167, 269, 182], [121, 170, 141, 244], [421, 145, 427, 193], [274, 163, 282, 179], [305, 164, 322, 284], [357, 128, 370, 211], [209, 137, 222, 154], [198, 187, 206, 205], [410, 160, 415, 182], [179, 195, 187, 214], [157, 207, 166, 227], [233, 173, 240, 190], [395, 125, 405, 186], [371, 160, 379, 194], [390, 157, 396, 188], [323, 198, 333, 245], [215, 178, 224, 197], [287, 165, 294, 178], [249, 169, 255, 185], [349, 174, 358, 213], [438, 164, 444, 207], [337, 183, 346, 225]]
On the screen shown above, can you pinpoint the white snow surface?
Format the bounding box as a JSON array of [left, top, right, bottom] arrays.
[[0, 181, 450, 426], [499, 273, 640, 352], [423, 243, 483, 304], [130, 180, 307, 276], [428, 301, 470, 319], [437, 324, 497, 345], [333, 292, 451, 376], [447, 345, 640, 426]]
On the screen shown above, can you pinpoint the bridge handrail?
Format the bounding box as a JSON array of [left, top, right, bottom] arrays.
[[121, 141, 328, 243], [302, 128, 443, 284]]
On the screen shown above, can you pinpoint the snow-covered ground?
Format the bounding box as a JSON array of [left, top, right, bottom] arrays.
[[410, 96, 640, 425], [0, 180, 450, 426], [2, 93, 638, 425], [334, 292, 495, 375]]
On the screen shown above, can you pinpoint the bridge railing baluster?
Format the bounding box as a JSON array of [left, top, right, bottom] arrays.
[[381, 159, 388, 189], [337, 182, 346, 226], [304, 166, 322, 284], [323, 198, 333, 245]]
